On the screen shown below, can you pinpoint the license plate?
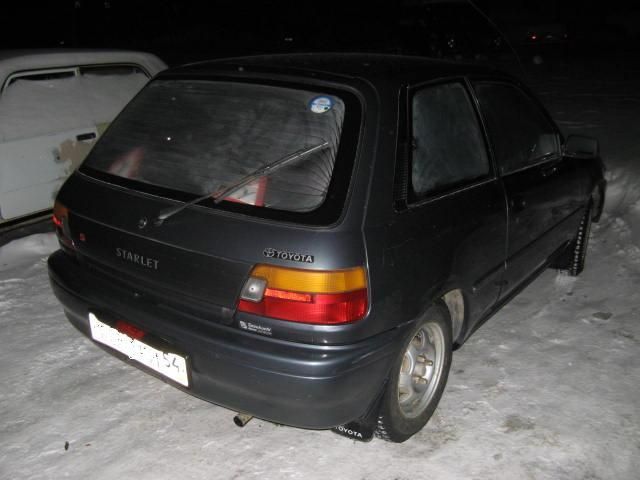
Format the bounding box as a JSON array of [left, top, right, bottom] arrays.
[[89, 313, 189, 387]]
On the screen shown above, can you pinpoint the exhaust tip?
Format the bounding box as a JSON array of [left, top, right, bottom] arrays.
[[234, 413, 253, 427]]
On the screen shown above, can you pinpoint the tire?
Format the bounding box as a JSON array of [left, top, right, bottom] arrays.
[[375, 303, 452, 443], [554, 202, 593, 276], [569, 202, 593, 276]]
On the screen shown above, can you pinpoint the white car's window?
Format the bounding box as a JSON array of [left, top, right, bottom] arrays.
[[0, 67, 148, 142], [6, 69, 75, 88], [79, 65, 147, 77], [76, 68, 149, 126]]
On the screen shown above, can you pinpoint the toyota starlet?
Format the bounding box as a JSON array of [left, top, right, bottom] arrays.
[[49, 53, 605, 442]]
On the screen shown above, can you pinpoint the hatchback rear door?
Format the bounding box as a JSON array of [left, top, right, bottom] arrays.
[[61, 76, 361, 329]]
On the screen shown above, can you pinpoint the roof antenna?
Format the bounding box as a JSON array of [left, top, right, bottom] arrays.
[[465, 0, 527, 79]]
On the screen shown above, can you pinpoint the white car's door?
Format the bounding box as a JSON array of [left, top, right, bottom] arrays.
[[0, 65, 149, 223], [0, 127, 98, 220]]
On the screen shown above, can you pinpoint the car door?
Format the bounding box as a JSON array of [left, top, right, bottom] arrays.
[[0, 65, 149, 223], [0, 69, 86, 222], [387, 80, 507, 341], [472, 80, 583, 297]]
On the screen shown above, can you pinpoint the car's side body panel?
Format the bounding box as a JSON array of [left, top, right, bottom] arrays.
[[499, 157, 588, 297], [378, 179, 508, 343]]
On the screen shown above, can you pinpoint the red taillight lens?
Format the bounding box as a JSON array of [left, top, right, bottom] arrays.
[[52, 201, 68, 228], [52, 201, 74, 249], [52, 213, 63, 228], [237, 265, 368, 325], [239, 289, 367, 324]]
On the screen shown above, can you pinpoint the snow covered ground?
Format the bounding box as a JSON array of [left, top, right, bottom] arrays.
[[1, 57, 639, 480]]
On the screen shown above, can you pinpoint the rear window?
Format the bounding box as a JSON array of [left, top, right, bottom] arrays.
[[82, 80, 358, 222]]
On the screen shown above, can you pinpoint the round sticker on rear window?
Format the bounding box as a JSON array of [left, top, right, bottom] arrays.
[[309, 96, 334, 114]]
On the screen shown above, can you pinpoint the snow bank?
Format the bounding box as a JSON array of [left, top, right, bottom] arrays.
[[529, 60, 640, 242]]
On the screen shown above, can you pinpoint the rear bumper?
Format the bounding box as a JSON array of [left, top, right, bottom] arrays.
[[48, 250, 404, 429]]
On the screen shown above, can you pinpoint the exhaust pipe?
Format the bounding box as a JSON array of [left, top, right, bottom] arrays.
[[233, 413, 253, 427]]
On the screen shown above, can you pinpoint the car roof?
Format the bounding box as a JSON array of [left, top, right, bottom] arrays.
[[0, 49, 167, 86], [169, 53, 509, 87]]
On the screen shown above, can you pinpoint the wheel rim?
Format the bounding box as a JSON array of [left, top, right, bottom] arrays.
[[397, 322, 446, 418]]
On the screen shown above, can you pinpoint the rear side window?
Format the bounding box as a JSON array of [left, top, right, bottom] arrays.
[[83, 80, 354, 218], [411, 82, 489, 198], [473, 82, 559, 174]]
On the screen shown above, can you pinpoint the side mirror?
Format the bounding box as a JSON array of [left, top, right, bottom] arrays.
[[563, 135, 599, 159]]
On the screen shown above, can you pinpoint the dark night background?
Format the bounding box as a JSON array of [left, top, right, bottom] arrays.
[[3, 1, 639, 67]]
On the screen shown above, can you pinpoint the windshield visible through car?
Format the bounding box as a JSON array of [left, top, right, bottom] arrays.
[[83, 80, 347, 213]]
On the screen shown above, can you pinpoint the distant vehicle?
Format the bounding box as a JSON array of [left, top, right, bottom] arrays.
[[522, 23, 568, 45], [49, 54, 605, 443], [509, 22, 569, 63], [395, 0, 506, 60], [0, 49, 166, 228]]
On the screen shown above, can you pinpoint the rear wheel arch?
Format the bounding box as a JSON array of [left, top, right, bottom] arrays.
[[375, 300, 453, 442], [441, 288, 465, 346]]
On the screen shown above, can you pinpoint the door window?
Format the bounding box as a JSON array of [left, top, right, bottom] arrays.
[[5, 69, 76, 89], [78, 65, 149, 125], [0, 65, 149, 141], [410, 82, 489, 198], [79, 65, 147, 77], [473, 82, 559, 174]]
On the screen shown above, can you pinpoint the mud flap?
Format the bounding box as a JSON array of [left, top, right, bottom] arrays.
[[331, 381, 387, 442]]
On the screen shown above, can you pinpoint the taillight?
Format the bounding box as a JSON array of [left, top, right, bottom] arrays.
[[52, 201, 67, 227], [237, 265, 368, 325], [52, 200, 74, 249]]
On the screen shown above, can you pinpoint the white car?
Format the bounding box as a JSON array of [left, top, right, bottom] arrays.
[[0, 49, 166, 227]]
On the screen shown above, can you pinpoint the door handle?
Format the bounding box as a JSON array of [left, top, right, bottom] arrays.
[[76, 132, 97, 142], [510, 196, 527, 213], [541, 165, 558, 177]]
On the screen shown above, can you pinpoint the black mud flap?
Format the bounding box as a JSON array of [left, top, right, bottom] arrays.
[[331, 382, 386, 442], [331, 420, 375, 442]]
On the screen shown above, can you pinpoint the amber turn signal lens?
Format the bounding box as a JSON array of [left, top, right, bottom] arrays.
[[249, 264, 366, 294], [238, 264, 368, 324]]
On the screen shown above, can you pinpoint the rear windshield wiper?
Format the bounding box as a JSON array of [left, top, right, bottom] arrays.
[[153, 141, 329, 226]]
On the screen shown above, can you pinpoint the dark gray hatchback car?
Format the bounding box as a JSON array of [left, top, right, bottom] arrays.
[[49, 54, 605, 442]]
